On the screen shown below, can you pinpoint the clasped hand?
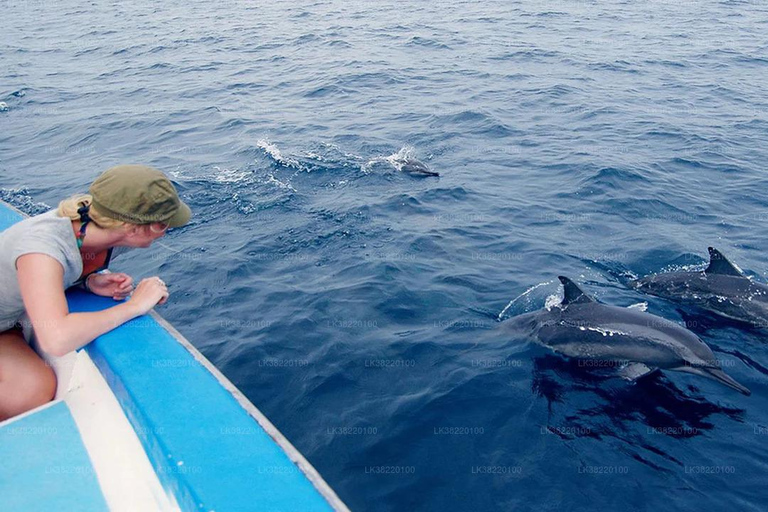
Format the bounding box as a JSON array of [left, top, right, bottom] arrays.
[[86, 272, 134, 300]]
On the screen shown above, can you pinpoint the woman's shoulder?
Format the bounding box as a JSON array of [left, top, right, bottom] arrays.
[[4, 209, 70, 234], [0, 209, 78, 262]]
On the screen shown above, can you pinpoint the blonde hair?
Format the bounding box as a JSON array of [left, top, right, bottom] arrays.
[[57, 194, 128, 230]]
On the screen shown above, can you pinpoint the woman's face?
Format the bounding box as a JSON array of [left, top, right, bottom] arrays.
[[122, 222, 168, 248]]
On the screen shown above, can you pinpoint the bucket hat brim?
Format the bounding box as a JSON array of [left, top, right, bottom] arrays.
[[165, 200, 191, 228]]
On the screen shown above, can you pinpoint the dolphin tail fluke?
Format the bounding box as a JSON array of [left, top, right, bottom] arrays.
[[701, 367, 751, 396], [679, 366, 751, 396]]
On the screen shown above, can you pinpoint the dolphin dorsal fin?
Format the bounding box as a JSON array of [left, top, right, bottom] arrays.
[[558, 276, 595, 305], [705, 247, 743, 276]]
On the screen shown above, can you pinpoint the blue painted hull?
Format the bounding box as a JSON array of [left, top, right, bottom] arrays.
[[0, 200, 348, 511]]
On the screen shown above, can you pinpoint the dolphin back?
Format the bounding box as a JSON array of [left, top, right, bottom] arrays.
[[399, 158, 439, 176], [632, 248, 768, 326], [508, 276, 752, 395]]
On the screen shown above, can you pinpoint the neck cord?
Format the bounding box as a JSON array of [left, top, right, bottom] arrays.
[[76, 202, 92, 249]]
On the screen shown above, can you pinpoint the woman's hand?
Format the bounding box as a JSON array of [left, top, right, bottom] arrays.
[[87, 272, 134, 300], [126, 277, 170, 316]]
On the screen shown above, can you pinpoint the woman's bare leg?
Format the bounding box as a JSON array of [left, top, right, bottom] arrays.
[[0, 330, 57, 421]]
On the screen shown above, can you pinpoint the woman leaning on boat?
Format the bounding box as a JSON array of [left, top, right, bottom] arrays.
[[0, 165, 191, 421]]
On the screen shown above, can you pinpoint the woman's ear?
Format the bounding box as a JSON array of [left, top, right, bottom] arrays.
[[122, 223, 146, 238], [122, 223, 138, 236]]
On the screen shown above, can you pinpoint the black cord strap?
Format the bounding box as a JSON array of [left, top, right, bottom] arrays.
[[76, 202, 91, 249]]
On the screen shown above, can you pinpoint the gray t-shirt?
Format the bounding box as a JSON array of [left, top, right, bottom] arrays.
[[0, 209, 127, 332]]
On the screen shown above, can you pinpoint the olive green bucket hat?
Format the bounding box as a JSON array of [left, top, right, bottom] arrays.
[[89, 165, 191, 227]]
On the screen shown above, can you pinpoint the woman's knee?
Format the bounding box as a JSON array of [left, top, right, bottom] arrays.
[[25, 361, 57, 404], [0, 332, 58, 420]]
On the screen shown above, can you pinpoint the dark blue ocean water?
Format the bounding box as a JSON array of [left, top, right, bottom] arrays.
[[3, 0, 768, 510]]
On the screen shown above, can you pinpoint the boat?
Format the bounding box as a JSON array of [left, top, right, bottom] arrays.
[[0, 199, 350, 511]]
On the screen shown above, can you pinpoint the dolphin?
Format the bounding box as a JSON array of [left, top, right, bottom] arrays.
[[504, 276, 750, 395], [631, 247, 768, 328], [393, 156, 439, 176]]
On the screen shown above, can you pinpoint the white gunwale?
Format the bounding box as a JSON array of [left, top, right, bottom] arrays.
[[0, 198, 350, 512]]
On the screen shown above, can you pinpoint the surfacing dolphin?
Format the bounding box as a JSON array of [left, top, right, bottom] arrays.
[[504, 276, 750, 395], [393, 156, 439, 176], [631, 247, 768, 328]]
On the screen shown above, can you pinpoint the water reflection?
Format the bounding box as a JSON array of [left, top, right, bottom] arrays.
[[531, 354, 745, 443]]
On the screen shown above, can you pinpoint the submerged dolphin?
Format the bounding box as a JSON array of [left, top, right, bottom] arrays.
[[394, 156, 439, 176], [504, 276, 750, 395], [631, 247, 768, 328]]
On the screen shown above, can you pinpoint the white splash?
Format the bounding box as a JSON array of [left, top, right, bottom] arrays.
[[660, 263, 706, 274], [264, 173, 296, 192], [361, 156, 387, 173], [622, 269, 639, 280], [583, 326, 629, 337], [498, 280, 554, 320], [385, 146, 416, 171], [362, 146, 419, 173], [627, 302, 648, 311], [320, 141, 364, 161], [211, 166, 249, 184], [544, 294, 562, 311], [257, 139, 301, 169]]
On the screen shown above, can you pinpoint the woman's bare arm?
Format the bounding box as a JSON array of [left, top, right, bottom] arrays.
[[16, 253, 168, 357]]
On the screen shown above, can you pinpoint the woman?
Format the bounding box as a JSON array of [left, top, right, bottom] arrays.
[[0, 164, 191, 421]]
